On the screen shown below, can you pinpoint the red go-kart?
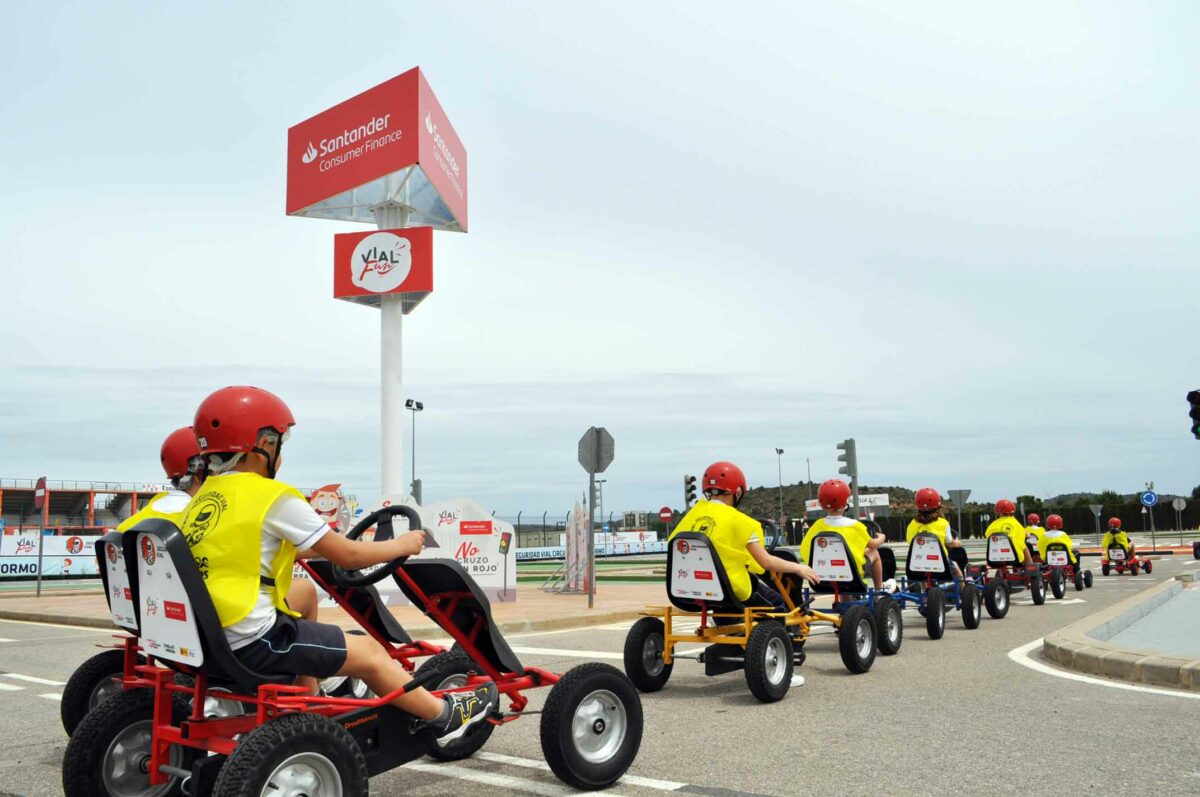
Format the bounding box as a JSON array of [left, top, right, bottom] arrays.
[[1102, 544, 1152, 576]]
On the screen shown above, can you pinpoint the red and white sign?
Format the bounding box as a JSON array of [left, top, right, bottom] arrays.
[[658, 507, 673, 523], [287, 67, 468, 231], [34, 477, 47, 511], [333, 227, 433, 308], [459, 520, 493, 536], [164, 601, 187, 622]]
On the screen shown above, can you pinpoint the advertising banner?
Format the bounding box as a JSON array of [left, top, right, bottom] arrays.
[[333, 227, 433, 309], [0, 532, 104, 578], [805, 493, 890, 513]]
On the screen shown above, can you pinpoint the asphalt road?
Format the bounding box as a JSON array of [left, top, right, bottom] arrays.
[[1, 557, 1197, 796]]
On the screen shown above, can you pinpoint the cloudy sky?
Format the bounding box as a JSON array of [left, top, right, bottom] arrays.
[[2, 2, 1198, 515]]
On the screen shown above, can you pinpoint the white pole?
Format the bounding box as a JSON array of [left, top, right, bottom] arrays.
[[374, 203, 410, 500]]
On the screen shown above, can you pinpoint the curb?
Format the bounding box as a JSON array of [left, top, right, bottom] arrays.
[[0, 606, 644, 638], [1042, 573, 1200, 691]]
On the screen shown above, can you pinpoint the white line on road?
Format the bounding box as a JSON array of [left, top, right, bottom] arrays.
[[0, 638, 14, 643], [477, 752, 686, 792], [0, 619, 112, 633], [406, 761, 632, 796], [0, 683, 22, 691], [509, 646, 622, 661], [38, 693, 62, 701], [1008, 638, 1200, 700], [0, 673, 66, 686], [1012, 598, 1086, 606]]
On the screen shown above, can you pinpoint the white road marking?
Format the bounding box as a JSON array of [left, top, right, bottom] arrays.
[[509, 646, 623, 661], [0, 638, 14, 643], [477, 752, 686, 791], [1012, 598, 1086, 606], [1008, 638, 1200, 700], [38, 693, 62, 701], [0, 673, 66, 686], [0, 682, 22, 691], [0, 619, 112, 633], [406, 761, 632, 796]]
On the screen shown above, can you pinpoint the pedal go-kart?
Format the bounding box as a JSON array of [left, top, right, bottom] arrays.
[[64, 507, 643, 796], [890, 533, 985, 638], [981, 532, 1046, 611], [622, 532, 878, 704], [1042, 542, 1094, 595], [1101, 544, 1152, 576]]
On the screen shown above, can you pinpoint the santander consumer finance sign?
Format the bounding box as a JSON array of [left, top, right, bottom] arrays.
[[286, 67, 468, 231]]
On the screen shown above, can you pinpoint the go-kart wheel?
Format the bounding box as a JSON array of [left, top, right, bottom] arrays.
[[1073, 569, 1085, 592], [1130, 563, 1139, 576], [874, 595, 903, 655], [744, 621, 793, 702], [1084, 570, 1094, 588], [540, 663, 643, 791], [1030, 573, 1046, 605], [415, 650, 496, 761], [1049, 567, 1066, 600], [61, 648, 143, 737], [62, 688, 193, 797], [330, 505, 421, 588], [984, 579, 1009, 619], [622, 617, 673, 693], [838, 605, 877, 674], [960, 582, 982, 630], [1193, 540, 1200, 560], [925, 587, 946, 640], [212, 713, 368, 797], [1101, 563, 1110, 576], [1144, 560, 1153, 575]]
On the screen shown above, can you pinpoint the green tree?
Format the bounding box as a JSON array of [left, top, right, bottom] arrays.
[[1192, 485, 1200, 501]]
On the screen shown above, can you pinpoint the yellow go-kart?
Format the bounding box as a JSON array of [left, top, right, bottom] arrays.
[[622, 533, 878, 704]]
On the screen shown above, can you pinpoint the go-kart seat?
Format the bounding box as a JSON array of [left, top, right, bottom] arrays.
[[805, 532, 872, 596], [1107, 545, 1128, 563], [1043, 542, 1075, 568], [986, 533, 1022, 568], [666, 533, 747, 613], [96, 531, 139, 634], [391, 560, 524, 676], [123, 519, 294, 695], [904, 532, 953, 582], [303, 560, 412, 645]]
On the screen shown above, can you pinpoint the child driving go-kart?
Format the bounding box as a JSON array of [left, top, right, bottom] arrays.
[[183, 385, 498, 740], [1024, 512, 1045, 560], [1038, 514, 1093, 594], [801, 479, 896, 593], [985, 499, 1030, 564], [1101, 517, 1151, 575]]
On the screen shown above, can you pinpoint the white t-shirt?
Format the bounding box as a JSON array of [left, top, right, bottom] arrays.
[[226, 493, 330, 650], [150, 490, 192, 515]]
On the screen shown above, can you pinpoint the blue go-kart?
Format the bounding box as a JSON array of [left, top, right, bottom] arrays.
[[891, 532, 985, 639]]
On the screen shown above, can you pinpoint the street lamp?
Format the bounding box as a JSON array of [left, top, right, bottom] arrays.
[[775, 448, 785, 527], [405, 399, 423, 500]]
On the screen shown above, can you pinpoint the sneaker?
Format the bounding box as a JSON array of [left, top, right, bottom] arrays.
[[881, 579, 899, 594], [433, 683, 499, 742]]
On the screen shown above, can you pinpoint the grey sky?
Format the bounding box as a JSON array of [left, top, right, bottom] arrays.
[[2, 2, 1198, 513]]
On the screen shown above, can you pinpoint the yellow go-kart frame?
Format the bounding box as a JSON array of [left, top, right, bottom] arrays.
[[622, 533, 879, 704]]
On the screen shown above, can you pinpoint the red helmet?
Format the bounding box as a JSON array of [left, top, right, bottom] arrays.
[[1108, 517, 1121, 529], [818, 479, 852, 512], [702, 461, 747, 503], [1046, 514, 1063, 530], [995, 499, 1016, 516], [160, 427, 201, 480], [915, 487, 941, 511], [1027, 513, 1041, 526], [194, 386, 295, 454]]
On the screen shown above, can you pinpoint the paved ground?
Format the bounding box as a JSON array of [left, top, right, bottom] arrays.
[[1, 557, 1198, 796]]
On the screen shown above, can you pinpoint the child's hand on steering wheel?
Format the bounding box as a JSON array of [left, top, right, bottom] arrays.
[[398, 529, 426, 557]]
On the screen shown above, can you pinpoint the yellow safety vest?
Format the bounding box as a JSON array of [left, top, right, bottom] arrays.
[[1101, 531, 1130, 553], [801, 517, 871, 580], [906, 518, 950, 550], [985, 516, 1028, 561], [116, 492, 189, 533], [669, 500, 765, 601], [181, 473, 303, 628]]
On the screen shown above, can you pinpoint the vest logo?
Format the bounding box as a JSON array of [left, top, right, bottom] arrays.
[[302, 142, 318, 164], [140, 536, 156, 566], [350, 232, 412, 294], [183, 495, 226, 546]]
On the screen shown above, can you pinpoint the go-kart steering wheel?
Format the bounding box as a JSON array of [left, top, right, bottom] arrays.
[[330, 505, 423, 589]]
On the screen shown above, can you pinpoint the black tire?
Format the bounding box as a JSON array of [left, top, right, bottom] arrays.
[[1074, 569, 1085, 592], [415, 649, 496, 761], [622, 617, 673, 693], [837, 605, 877, 674], [961, 582, 982, 630], [744, 621, 793, 703], [1050, 567, 1066, 600], [925, 588, 946, 640], [61, 649, 143, 737], [1084, 570, 1094, 588], [540, 663, 643, 791], [1144, 560, 1153, 575], [62, 688, 192, 797], [1193, 540, 1200, 560], [1130, 563, 1139, 576], [874, 596, 904, 656], [212, 713, 369, 797], [1030, 573, 1046, 605], [984, 579, 1010, 619], [1102, 563, 1110, 576]]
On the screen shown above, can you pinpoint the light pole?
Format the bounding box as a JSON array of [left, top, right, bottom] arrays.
[[405, 399, 423, 500], [775, 448, 785, 527], [806, 457, 812, 500]]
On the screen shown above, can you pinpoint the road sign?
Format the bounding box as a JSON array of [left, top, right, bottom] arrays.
[[1089, 504, 1102, 516], [1140, 491, 1159, 508], [658, 507, 673, 523], [947, 489, 971, 506], [1172, 497, 1187, 512], [34, 477, 47, 511], [577, 427, 615, 475]]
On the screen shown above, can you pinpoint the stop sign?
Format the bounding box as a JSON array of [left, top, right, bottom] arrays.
[[658, 506, 673, 523]]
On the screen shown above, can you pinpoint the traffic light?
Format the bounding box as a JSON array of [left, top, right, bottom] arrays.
[[836, 438, 857, 482], [684, 475, 697, 507], [1188, 390, 1200, 439]]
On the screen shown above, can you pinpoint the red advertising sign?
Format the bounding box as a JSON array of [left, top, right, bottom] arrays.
[[460, 520, 493, 536], [164, 601, 187, 622], [333, 227, 433, 309], [287, 67, 468, 231]]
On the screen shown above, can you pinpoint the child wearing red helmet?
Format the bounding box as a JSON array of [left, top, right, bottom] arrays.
[[116, 427, 208, 533], [985, 499, 1031, 564], [183, 385, 497, 742], [1025, 513, 1045, 557], [1101, 517, 1134, 559], [1037, 514, 1080, 566], [669, 460, 818, 610], [907, 488, 965, 580], [800, 479, 895, 592]]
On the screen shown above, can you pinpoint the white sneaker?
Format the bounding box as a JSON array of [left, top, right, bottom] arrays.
[[881, 578, 899, 594]]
